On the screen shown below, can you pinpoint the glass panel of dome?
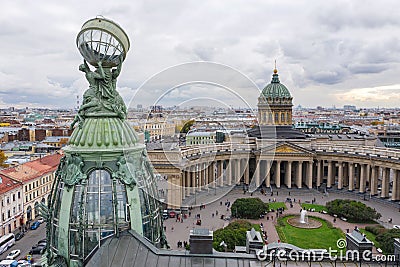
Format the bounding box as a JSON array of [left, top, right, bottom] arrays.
[[99, 191, 113, 224], [52, 224, 59, 248], [70, 229, 80, 256], [86, 193, 99, 224], [100, 225, 114, 239], [54, 181, 64, 221], [71, 184, 83, 223], [84, 230, 99, 259]]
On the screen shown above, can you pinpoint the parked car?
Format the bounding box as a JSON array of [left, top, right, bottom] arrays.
[[162, 210, 169, 220], [29, 245, 46, 255], [15, 232, 24, 241], [37, 240, 47, 246], [37, 217, 44, 224], [393, 225, 400, 229], [17, 260, 30, 267], [5, 250, 21, 260], [30, 222, 40, 230]]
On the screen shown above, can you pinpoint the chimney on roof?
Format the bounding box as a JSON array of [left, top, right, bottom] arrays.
[[189, 228, 213, 254]]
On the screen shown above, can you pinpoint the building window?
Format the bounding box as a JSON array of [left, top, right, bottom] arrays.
[[6, 197, 9, 204], [25, 186, 28, 192], [12, 194, 15, 202], [18, 192, 20, 199], [274, 113, 279, 123], [281, 113, 285, 123], [7, 210, 10, 219]]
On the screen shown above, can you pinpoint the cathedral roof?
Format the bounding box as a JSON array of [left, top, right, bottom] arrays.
[[261, 69, 292, 99]]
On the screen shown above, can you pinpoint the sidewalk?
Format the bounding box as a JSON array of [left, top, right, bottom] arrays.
[[163, 187, 399, 251]]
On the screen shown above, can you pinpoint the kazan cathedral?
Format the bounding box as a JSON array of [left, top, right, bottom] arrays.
[[149, 67, 400, 210]]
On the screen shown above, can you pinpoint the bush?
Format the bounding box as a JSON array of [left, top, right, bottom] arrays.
[[213, 220, 259, 252], [231, 198, 269, 219], [365, 225, 386, 236], [325, 199, 381, 223], [376, 229, 400, 254]]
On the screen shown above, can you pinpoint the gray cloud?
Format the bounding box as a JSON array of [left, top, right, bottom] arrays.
[[0, 0, 400, 108]]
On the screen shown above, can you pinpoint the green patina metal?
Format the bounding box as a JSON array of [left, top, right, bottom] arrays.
[[46, 17, 165, 267], [261, 70, 292, 99]]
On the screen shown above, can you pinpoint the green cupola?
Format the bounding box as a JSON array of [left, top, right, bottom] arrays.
[[261, 68, 292, 99], [45, 17, 165, 267], [258, 68, 293, 126]]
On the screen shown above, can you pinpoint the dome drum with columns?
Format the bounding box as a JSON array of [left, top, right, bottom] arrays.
[[248, 68, 304, 139]]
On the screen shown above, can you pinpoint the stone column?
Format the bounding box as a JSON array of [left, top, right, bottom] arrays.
[[181, 171, 186, 198], [285, 161, 292, 188], [217, 160, 223, 186], [235, 159, 241, 185], [343, 163, 349, 187], [265, 160, 271, 188], [307, 161, 313, 189], [327, 161, 333, 188], [337, 162, 343, 190], [381, 167, 390, 198], [244, 160, 250, 185], [348, 163, 354, 191], [253, 160, 260, 188], [296, 161, 303, 188], [168, 174, 182, 209], [204, 164, 209, 189], [275, 161, 281, 188], [359, 164, 366, 193], [209, 162, 215, 188], [366, 164, 371, 193], [191, 166, 196, 194], [355, 164, 360, 189], [187, 167, 191, 194], [226, 160, 232, 186], [199, 164, 204, 191], [392, 170, 400, 201], [370, 165, 378, 196], [316, 160, 322, 187]]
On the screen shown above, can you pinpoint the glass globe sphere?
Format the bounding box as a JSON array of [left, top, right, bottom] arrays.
[[76, 17, 130, 68]]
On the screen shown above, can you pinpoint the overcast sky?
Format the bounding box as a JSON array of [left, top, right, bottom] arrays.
[[1, 0, 400, 110]]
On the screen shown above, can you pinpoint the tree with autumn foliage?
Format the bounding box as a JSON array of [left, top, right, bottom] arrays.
[[0, 150, 9, 169]]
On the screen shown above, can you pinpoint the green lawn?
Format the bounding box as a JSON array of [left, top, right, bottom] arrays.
[[276, 215, 345, 250], [301, 203, 327, 212], [268, 202, 287, 210]]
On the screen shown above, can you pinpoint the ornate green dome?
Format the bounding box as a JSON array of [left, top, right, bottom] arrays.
[[261, 69, 292, 99], [66, 117, 139, 153]]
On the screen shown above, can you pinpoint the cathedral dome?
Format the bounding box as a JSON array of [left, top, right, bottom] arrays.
[[261, 69, 292, 99]]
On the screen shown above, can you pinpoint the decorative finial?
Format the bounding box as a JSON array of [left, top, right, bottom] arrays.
[[274, 60, 278, 74]]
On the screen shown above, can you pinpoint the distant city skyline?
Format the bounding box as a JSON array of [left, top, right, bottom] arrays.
[[1, 1, 400, 109]]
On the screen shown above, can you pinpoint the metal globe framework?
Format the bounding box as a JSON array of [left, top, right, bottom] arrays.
[[76, 17, 130, 67]]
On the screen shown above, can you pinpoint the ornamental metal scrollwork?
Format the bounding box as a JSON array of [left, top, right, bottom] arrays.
[[51, 255, 69, 267], [113, 155, 137, 189], [59, 154, 86, 187]]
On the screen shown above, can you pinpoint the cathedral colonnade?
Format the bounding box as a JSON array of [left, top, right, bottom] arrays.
[[152, 148, 400, 208]]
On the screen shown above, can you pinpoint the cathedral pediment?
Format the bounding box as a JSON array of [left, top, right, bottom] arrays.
[[259, 142, 314, 155]]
